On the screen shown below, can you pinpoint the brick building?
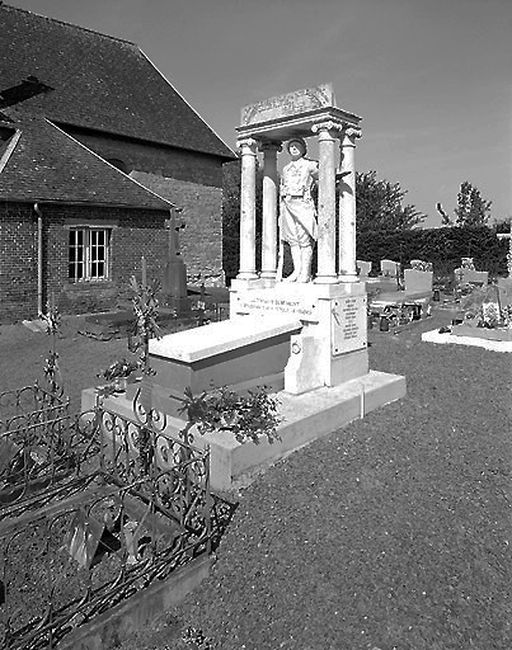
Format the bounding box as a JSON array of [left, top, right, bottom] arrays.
[[0, 3, 235, 321]]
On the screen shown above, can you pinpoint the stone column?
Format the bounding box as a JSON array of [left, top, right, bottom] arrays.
[[260, 141, 282, 279], [312, 121, 341, 284], [237, 137, 259, 280], [338, 126, 361, 282]]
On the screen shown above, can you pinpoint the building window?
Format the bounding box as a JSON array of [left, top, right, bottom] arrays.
[[68, 228, 111, 282]]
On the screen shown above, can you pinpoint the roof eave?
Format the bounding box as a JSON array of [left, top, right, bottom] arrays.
[[0, 197, 172, 211]]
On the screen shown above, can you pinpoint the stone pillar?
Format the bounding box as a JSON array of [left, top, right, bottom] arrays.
[[260, 141, 282, 279], [313, 122, 340, 284], [237, 137, 259, 280], [338, 126, 361, 282]]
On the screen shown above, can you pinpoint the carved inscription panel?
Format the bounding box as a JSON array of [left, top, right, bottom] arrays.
[[233, 291, 318, 321], [240, 83, 335, 126], [331, 295, 367, 355]]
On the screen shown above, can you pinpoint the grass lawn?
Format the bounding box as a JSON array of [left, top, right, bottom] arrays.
[[1, 309, 511, 649]]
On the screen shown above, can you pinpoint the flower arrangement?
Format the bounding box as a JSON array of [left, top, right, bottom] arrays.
[[98, 358, 139, 382], [477, 302, 512, 330], [461, 257, 476, 270], [410, 259, 433, 272], [178, 385, 282, 446]]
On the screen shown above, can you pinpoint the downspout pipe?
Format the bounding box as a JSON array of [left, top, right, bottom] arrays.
[[33, 203, 43, 316]]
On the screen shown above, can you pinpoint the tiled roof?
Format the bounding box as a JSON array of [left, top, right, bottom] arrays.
[[0, 111, 175, 210], [1, 4, 235, 159]]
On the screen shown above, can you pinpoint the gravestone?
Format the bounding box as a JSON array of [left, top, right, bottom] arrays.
[[454, 267, 488, 286], [356, 260, 372, 278], [453, 256, 488, 286], [380, 259, 399, 278], [161, 212, 191, 313], [404, 269, 433, 295]]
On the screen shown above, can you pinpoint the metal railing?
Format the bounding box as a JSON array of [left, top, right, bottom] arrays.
[[0, 389, 235, 649]]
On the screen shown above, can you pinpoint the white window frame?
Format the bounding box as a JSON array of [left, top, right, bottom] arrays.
[[68, 227, 111, 282]]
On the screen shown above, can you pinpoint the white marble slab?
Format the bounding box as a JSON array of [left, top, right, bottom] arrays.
[[149, 316, 301, 362], [421, 329, 512, 352]]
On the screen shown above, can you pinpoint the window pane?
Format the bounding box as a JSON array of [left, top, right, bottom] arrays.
[[69, 227, 109, 281], [69, 229, 86, 281]]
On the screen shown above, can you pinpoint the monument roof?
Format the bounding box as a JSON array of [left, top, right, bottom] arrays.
[[1, 3, 235, 159]]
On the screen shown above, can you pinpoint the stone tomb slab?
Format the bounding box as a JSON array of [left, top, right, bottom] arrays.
[[421, 328, 512, 352], [451, 324, 512, 342], [147, 316, 302, 415]]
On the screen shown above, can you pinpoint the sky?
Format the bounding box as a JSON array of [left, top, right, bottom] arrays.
[[7, 0, 512, 227]]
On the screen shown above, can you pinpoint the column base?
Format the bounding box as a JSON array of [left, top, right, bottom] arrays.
[[260, 271, 277, 280], [236, 271, 259, 281], [338, 273, 359, 283], [314, 275, 339, 285]]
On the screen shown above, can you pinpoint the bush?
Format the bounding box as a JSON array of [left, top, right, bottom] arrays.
[[357, 226, 508, 277]]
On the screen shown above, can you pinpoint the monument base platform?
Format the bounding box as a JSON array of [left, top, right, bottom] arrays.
[[82, 369, 406, 493]]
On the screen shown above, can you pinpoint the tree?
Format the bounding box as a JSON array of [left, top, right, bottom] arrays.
[[453, 181, 492, 227], [355, 170, 426, 234]]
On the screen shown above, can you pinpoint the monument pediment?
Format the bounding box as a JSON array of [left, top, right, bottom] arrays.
[[241, 83, 336, 126], [237, 82, 361, 140]]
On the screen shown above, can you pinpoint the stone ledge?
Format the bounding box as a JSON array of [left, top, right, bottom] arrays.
[[83, 370, 405, 493]]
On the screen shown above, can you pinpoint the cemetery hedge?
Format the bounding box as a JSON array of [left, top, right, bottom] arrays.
[[357, 226, 508, 278], [223, 223, 508, 282]]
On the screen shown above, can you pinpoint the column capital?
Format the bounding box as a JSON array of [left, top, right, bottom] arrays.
[[312, 120, 344, 139], [259, 140, 282, 153], [237, 137, 259, 155], [340, 125, 362, 146]]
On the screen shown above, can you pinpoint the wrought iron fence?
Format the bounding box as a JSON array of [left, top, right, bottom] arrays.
[[0, 384, 69, 433], [0, 390, 235, 649]]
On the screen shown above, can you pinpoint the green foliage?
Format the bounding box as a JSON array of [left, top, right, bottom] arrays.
[[357, 225, 508, 277], [355, 170, 426, 234], [178, 385, 282, 446], [493, 216, 512, 234], [97, 358, 139, 381], [129, 275, 161, 374], [41, 299, 63, 395], [454, 181, 492, 227]]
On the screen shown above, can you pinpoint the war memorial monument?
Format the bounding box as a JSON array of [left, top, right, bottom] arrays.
[[85, 83, 407, 490]]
